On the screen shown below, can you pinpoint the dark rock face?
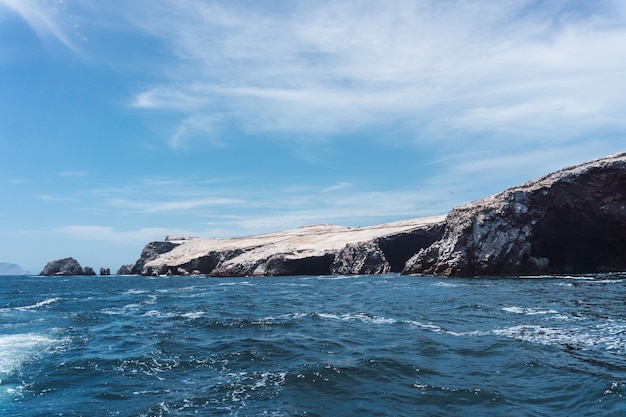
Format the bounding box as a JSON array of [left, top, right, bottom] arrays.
[[40, 257, 85, 276], [403, 153, 626, 276], [130, 241, 180, 275], [377, 225, 447, 272], [83, 266, 96, 276], [100, 268, 111, 276], [264, 253, 335, 276], [332, 242, 391, 275], [331, 225, 446, 275], [117, 264, 133, 275]]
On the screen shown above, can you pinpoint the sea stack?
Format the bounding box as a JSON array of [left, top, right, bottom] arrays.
[[40, 257, 86, 276]]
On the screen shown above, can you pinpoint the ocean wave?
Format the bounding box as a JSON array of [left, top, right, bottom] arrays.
[[433, 281, 465, 288], [101, 295, 157, 316], [2, 298, 62, 312], [502, 306, 559, 315], [491, 324, 626, 353], [407, 320, 447, 333], [0, 333, 58, 378], [316, 312, 397, 325], [218, 281, 253, 287]]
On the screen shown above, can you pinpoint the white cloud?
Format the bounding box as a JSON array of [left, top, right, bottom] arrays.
[[37, 194, 77, 203], [6, 1, 626, 149], [323, 182, 351, 193], [53, 225, 188, 243], [0, 0, 83, 53], [120, 0, 626, 147], [104, 196, 245, 214]]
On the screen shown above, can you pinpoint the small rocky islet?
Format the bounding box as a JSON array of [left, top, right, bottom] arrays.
[[40, 152, 626, 277]]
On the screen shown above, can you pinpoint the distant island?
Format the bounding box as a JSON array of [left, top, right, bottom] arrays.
[[0, 262, 29, 275], [41, 152, 626, 278]]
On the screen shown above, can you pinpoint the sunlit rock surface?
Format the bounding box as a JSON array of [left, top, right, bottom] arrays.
[[135, 218, 446, 276]]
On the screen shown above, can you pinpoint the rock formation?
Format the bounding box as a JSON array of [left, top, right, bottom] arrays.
[[132, 218, 446, 277], [100, 267, 111, 276], [129, 240, 181, 275], [403, 152, 626, 276], [117, 264, 133, 275], [40, 257, 86, 276], [83, 266, 96, 276]]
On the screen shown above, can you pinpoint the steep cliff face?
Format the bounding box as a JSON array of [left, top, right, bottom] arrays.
[[132, 217, 446, 277], [403, 152, 626, 276], [130, 240, 181, 275]]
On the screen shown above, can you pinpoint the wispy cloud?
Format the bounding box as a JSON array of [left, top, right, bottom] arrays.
[[323, 182, 351, 193], [0, 0, 84, 53], [105, 196, 245, 214], [120, 0, 626, 148], [53, 225, 189, 243], [37, 194, 77, 203], [5, 1, 626, 152]]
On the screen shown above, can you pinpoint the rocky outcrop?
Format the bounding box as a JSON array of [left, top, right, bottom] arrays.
[[132, 217, 446, 277], [403, 152, 626, 276], [99, 267, 111, 276], [83, 266, 96, 276], [331, 241, 391, 275], [40, 257, 86, 276], [117, 264, 133, 275], [129, 240, 181, 275]]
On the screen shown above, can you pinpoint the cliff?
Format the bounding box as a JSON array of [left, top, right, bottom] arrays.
[[133, 217, 446, 276], [403, 152, 626, 276], [121, 152, 626, 278]]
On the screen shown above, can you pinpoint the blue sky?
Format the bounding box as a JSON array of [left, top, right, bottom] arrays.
[[1, 0, 625, 273]]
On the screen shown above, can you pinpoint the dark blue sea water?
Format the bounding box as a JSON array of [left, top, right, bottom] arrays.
[[1, 274, 624, 416]]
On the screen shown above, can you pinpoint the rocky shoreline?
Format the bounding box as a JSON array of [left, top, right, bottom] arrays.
[[40, 152, 626, 277]]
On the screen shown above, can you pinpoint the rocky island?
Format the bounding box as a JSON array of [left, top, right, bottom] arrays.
[[41, 152, 626, 278], [40, 257, 99, 276], [123, 218, 446, 277]]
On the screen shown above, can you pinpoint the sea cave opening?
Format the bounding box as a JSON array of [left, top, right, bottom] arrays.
[[530, 205, 626, 274]]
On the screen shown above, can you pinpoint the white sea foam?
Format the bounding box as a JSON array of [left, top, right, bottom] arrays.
[[13, 298, 61, 311], [317, 312, 397, 325], [407, 320, 446, 333], [0, 333, 56, 376], [122, 289, 148, 295], [502, 306, 559, 315], [218, 281, 254, 287], [491, 323, 626, 352], [103, 295, 158, 315], [317, 276, 360, 281], [433, 281, 464, 288], [180, 311, 206, 320]]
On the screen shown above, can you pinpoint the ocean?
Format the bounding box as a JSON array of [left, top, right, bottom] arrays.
[[0, 273, 624, 416]]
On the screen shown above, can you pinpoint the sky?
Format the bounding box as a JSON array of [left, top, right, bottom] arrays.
[[1, 0, 625, 273]]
